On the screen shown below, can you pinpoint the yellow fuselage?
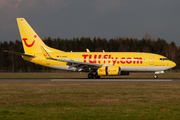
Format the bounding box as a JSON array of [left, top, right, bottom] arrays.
[[23, 52, 176, 72]]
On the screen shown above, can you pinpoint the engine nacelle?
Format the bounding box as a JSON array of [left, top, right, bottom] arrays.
[[97, 66, 121, 76]]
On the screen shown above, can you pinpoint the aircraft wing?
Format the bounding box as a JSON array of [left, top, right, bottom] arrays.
[[40, 46, 102, 71], [53, 58, 102, 70], [4, 50, 35, 57]]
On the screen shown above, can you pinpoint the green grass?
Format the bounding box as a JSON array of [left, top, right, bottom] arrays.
[[0, 82, 180, 119], [0, 72, 180, 78]]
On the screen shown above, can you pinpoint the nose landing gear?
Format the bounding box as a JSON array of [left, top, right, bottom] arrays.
[[154, 74, 158, 79], [154, 71, 164, 79]]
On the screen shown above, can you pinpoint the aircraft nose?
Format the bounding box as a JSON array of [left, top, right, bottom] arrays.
[[170, 61, 176, 67]]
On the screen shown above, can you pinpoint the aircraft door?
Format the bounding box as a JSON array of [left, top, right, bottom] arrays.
[[149, 56, 154, 65]]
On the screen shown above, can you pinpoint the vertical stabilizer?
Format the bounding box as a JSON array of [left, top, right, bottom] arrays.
[[17, 18, 63, 54]]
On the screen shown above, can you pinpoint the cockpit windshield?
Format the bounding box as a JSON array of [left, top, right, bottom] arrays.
[[160, 58, 168, 61]]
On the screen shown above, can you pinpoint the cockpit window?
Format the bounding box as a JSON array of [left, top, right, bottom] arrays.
[[160, 58, 168, 61]]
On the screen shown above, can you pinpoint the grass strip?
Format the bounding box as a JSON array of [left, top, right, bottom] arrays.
[[0, 82, 180, 119]]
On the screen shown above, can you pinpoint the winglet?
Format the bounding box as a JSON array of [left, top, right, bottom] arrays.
[[40, 46, 52, 59]]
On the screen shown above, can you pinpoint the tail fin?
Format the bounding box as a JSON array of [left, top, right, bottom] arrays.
[[17, 18, 63, 54]]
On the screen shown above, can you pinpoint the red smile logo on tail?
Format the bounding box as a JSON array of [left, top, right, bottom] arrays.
[[22, 38, 35, 47]]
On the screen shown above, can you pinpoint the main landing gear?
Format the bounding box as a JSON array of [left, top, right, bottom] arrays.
[[88, 73, 101, 79]]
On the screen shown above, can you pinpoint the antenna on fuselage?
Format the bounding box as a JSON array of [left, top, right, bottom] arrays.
[[86, 49, 90, 52]]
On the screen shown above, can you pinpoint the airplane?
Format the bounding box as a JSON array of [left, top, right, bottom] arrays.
[[5, 18, 176, 79]]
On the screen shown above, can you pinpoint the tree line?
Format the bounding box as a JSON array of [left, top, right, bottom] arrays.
[[0, 37, 179, 72]]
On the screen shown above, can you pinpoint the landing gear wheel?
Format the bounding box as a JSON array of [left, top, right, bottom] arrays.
[[95, 74, 101, 79], [88, 73, 94, 79], [154, 74, 158, 79]]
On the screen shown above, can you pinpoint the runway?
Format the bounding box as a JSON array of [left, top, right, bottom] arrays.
[[0, 78, 180, 82]]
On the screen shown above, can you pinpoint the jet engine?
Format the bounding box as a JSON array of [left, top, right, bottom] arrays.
[[97, 66, 129, 76], [97, 66, 121, 76]]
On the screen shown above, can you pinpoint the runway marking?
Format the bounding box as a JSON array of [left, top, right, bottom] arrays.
[[51, 79, 173, 82]]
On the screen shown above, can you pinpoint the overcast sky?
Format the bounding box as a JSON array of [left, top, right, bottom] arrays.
[[0, 0, 180, 47]]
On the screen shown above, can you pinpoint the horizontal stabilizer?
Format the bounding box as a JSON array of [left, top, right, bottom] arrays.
[[4, 50, 35, 57]]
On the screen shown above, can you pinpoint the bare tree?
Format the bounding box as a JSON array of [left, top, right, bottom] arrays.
[[144, 32, 152, 40], [165, 42, 177, 61]]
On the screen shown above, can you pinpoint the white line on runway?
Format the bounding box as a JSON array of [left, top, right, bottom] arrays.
[[51, 79, 173, 82]]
